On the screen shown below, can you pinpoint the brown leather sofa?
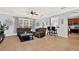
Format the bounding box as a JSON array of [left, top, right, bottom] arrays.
[[17, 28, 32, 36], [34, 28, 46, 38]]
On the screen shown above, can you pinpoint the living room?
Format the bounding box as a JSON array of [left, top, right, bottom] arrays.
[[0, 7, 79, 50]]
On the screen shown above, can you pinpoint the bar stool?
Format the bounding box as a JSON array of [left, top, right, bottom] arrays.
[[51, 27, 57, 36], [47, 27, 52, 35]]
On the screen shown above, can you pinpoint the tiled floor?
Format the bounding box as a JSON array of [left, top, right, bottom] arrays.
[[0, 34, 79, 51]]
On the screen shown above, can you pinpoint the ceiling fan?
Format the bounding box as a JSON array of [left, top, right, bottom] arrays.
[[30, 10, 38, 15]]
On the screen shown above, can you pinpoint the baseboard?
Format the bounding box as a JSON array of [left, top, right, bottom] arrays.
[[58, 35, 68, 38], [5, 33, 17, 36]]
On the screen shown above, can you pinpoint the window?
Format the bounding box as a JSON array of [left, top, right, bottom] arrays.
[[18, 18, 33, 28], [29, 20, 33, 28], [18, 20, 23, 28], [24, 20, 28, 28]]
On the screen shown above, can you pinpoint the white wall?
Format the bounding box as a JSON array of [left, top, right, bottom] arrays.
[[51, 16, 68, 38], [57, 16, 68, 37], [35, 18, 50, 28], [51, 17, 59, 27]]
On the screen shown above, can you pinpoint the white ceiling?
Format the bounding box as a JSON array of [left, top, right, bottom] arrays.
[[0, 7, 79, 19]]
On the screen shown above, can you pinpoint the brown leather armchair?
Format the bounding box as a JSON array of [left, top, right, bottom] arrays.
[[34, 28, 46, 38]]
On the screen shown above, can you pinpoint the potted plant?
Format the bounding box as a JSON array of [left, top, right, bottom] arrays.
[[0, 21, 9, 44]]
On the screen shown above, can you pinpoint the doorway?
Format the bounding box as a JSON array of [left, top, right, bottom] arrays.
[[68, 18, 79, 39]]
